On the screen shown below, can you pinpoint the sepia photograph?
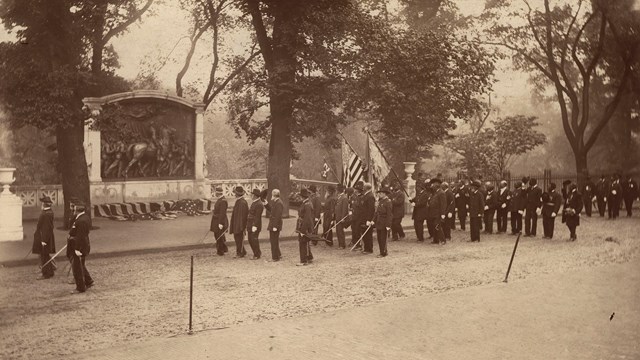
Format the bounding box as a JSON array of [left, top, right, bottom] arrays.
[[0, 0, 639, 359]]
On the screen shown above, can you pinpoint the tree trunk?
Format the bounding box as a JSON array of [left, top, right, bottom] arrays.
[[574, 149, 588, 189], [265, 9, 297, 217], [57, 124, 91, 229]]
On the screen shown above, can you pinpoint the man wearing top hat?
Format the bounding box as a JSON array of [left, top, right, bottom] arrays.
[[246, 188, 264, 259], [322, 185, 337, 246], [334, 184, 349, 249], [210, 186, 229, 256], [296, 187, 315, 265], [468, 180, 484, 242], [230, 186, 249, 258], [67, 199, 94, 293], [373, 185, 393, 257], [33, 195, 56, 280]]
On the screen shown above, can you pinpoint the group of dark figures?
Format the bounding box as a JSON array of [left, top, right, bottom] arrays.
[[100, 124, 194, 179], [32, 197, 94, 294], [209, 182, 398, 266], [410, 172, 638, 244]]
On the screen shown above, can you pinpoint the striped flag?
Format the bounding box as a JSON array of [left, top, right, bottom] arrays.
[[341, 138, 364, 187], [367, 133, 392, 190]]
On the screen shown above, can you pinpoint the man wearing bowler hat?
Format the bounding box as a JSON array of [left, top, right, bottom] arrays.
[[210, 186, 228, 256], [265, 189, 283, 261], [230, 186, 249, 258], [296, 187, 315, 265], [67, 199, 94, 293], [374, 185, 392, 257], [247, 188, 264, 259], [33, 195, 56, 279]]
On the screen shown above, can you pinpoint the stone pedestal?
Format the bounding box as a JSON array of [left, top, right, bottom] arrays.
[[403, 162, 417, 214], [0, 168, 24, 242]]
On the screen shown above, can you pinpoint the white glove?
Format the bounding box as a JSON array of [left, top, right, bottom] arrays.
[[518, 210, 524, 215], [349, 211, 353, 215], [272, 227, 277, 231], [370, 221, 375, 226], [218, 224, 223, 230], [41, 242, 46, 246], [506, 196, 511, 200], [315, 218, 319, 222], [536, 208, 542, 216], [252, 226, 257, 232], [501, 203, 506, 209], [447, 212, 453, 218], [386, 227, 391, 231], [455, 194, 460, 198], [74, 250, 82, 257], [551, 212, 556, 217], [585, 186, 590, 191], [612, 190, 617, 195], [604, 197, 607, 202], [484, 205, 489, 210], [466, 205, 469, 209], [440, 215, 445, 220]]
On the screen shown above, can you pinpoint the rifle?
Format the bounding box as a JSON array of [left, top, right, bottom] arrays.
[[322, 214, 349, 236]]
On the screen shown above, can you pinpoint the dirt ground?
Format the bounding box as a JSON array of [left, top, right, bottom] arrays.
[[0, 216, 638, 359]]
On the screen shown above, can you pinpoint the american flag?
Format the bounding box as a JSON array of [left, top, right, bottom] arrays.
[[368, 133, 392, 190], [341, 138, 364, 187]]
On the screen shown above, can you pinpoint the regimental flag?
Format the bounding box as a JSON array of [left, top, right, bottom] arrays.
[[367, 133, 392, 190], [341, 138, 364, 187], [321, 161, 330, 180]]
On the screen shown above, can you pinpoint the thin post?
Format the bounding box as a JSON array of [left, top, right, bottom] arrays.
[[188, 255, 194, 334], [503, 232, 522, 283]]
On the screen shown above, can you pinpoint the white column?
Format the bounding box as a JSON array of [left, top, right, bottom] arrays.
[[0, 168, 23, 242], [82, 102, 103, 183], [403, 162, 417, 214], [194, 105, 205, 180]]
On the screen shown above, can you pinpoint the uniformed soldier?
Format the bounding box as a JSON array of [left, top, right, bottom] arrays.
[[296, 188, 315, 266], [390, 184, 405, 241], [33, 195, 56, 280], [524, 178, 542, 237], [510, 181, 525, 235], [468, 181, 484, 242], [322, 185, 337, 246], [562, 184, 583, 241], [309, 185, 322, 244], [454, 180, 469, 231], [608, 174, 622, 219], [334, 184, 349, 249], [361, 183, 376, 254], [582, 177, 595, 217], [622, 175, 638, 217], [67, 200, 94, 294], [496, 180, 511, 233], [229, 186, 248, 258], [442, 182, 455, 242], [541, 183, 562, 239], [373, 185, 393, 257], [246, 189, 264, 259], [595, 175, 609, 217], [483, 183, 498, 234], [349, 181, 364, 249], [426, 178, 446, 245], [210, 186, 229, 256], [410, 179, 429, 242]]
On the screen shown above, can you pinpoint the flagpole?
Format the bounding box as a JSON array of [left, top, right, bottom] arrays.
[[337, 130, 363, 160], [365, 127, 372, 183], [367, 130, 410, 198]]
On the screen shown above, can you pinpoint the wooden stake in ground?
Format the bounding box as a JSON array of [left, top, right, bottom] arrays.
[[188, 255, 194, 335], [503, 232, 522, 283]]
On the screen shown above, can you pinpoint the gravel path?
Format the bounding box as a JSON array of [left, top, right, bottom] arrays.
[[0, 216, 638, 359]]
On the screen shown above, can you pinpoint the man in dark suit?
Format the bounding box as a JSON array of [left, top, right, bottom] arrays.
[[247, 188, 264, 259], [410, 179, 429, 242], [542, 183, 562, 239], [510, 181, 525, 234], [349, 181, 364, 249], [322, 185, 337, 246], [622, 175, 638, 217], [334, 184, 349, 249], [361, 182, 376, 254], [266, 189, 283, 261], [524, 178, 542, 237], [608, 174, 622, 219], [468, 181, 484, 242], [210, 186, 228, 256], [229, 186, 248, 258], [442, 182, 455, 242], [374, 186, 393, 257], [426, 178, 446, 245], [309, 185, 322, 243], [296, 188, 315, 266], [595, 175, 609, 217], [562, 184, 583, 241], [483, 184, 498, 234], [496, 180, 511, 233], [33, 195, 56, 280], [390, 184, 405, 241], [67, 200, 94, 294], [582, 176, 595, 217], [454, 180, 469, 231]]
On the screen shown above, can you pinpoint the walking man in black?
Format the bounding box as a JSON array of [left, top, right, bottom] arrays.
[[524, 178, 542, 237], [34, 195, 56, 280], [562, 184, 583, 241], [468, 181, 484, 242], [210, 186, 228, 256], [582, 176, 595, 217], [595, 175, 609, 217], [334, 184, 349, 248], [230, 186, 248, 258], [542, 183, 562, 239], [67, 200, 94, 294], [410, 180, 429, 242], [483, 184, 498, 234], [622, 175, 638, 217], [247, 189, 264, 259], [361, 182, 376, 254], [608, 174, 622, 219], [296, 188, 315, 266], [390, 184, 405, 241], [454, 180, 469, 231], [496, 180, 510, 233], [374, 186, 393, 257], [266, 189, 283, 261], [426, 178, 446, 245], [510, 181, 525, 234]]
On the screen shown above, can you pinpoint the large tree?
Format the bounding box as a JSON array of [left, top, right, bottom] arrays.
[[482, 0, 640, 184], [0, 0, 154, 227]]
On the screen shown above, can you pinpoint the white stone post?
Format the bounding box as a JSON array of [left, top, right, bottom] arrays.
[[194, 105, 205, 181], [403, 162, 416, 214], [82, 101, 103, 183], [0, 168, 23, 242]]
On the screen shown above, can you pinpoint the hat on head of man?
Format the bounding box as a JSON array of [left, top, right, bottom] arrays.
[[300, 187, 310, 198], [214, 186, 224, 193], [377, 185, 391, 194], [471, 180, 481, 188], [430, 177, 442, 185], [354, 181, 364, 191], [252, 188, 262, 197], [40, 195, 53, 204], [234, 186, 245, 196]]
